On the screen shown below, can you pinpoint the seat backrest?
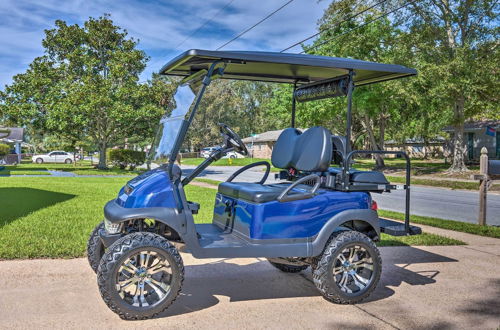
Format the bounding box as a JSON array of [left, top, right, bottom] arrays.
[[271, 126, 332, 172]]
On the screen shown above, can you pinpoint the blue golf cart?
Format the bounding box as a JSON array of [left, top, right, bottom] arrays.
[[88, 50, 421, 320]]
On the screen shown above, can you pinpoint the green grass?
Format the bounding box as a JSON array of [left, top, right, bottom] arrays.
[[379, 210, 500, 239], [1, 163, 142, 176], [0, 169, 51, 176], [378, 232, 463, 246], [387, 175, 479, 190], [193, 178, 223, 186], [0, 177, 466, 259], [0, 177, 215, 259]]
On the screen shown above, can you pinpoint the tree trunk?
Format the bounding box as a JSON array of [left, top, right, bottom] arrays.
[[362, 115, 385, 169], [448, 96, 468, 172], [98, 143, 108, 169]]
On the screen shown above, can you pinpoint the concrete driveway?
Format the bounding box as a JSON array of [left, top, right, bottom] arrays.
[[1, 231, 499, 329]]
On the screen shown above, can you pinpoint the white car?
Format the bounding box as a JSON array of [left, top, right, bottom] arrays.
[[200, 147, 220, 158], [222, 151, 245, 159], [32, 151, 75, 164]]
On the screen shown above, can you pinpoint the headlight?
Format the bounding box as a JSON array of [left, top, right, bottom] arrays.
[[104, 218, 122, 234]]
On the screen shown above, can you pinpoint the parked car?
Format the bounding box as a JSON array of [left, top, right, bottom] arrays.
[[31, 151, 75, 164], [222, 151, 245, 159], [200, 146, 220, 158]]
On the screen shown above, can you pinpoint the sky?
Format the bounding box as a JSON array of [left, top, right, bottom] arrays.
[[0, 0, 331, 89]]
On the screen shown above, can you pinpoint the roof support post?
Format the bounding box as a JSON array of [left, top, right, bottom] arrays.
[[291, 81, 297, 128], [341, 70, 355, 190], [345, 70, 354, 156]]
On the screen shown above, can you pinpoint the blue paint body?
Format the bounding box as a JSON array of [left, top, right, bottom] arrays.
[[116, 169, 177, 209], [114, 168, 371, 241], [213, 189, 371, 240]]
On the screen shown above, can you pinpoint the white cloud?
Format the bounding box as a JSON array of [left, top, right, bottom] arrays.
[[0, 0, 331, 88]]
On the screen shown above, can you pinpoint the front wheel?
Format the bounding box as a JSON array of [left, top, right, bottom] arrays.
[[313, 231, 381, 304], [35, 158, 43, 164], [87, 221, 105, 273], [97, 232, 184, 320]]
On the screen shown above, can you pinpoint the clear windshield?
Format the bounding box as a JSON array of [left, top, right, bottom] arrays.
[[150, 84, 197, 163]]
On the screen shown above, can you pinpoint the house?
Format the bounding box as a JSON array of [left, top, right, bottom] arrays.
[[385, 138, 446, 158], [443, 120, 499, 160], [242, 129, 304, 159], [0, 127, 24, 164]]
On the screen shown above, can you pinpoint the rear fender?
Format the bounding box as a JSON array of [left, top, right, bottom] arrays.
[[310, 209, 379, 256]]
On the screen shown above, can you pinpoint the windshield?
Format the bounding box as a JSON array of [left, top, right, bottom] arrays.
[[150, 84, 197, 164]]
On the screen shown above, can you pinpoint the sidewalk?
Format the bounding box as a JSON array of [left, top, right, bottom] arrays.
[[0, 225, 499, 329]]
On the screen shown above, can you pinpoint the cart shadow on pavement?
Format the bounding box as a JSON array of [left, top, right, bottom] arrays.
[[157, 246, 457, 319]]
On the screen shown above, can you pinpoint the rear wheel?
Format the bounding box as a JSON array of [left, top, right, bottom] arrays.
[[313, 231, 381, 304], [65, 158, 72, 164], [267, 259, 309, 273], [97, 232, 184, 320]]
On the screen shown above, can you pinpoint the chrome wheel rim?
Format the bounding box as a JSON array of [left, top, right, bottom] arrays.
[[115, 250, 172, 308], [332, 244, 374, 295]]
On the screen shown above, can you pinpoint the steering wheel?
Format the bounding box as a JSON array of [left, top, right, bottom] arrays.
[[218, 123, 249, 156]]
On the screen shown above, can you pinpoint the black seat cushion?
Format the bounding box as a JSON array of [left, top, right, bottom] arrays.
[[218, 182, 295, 203], [328, 167, 388, 185], [350, 171, 389, 184], [271, 126, 332, 172]]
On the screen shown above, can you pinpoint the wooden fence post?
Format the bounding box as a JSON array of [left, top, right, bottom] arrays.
[[478, 147, 489, 226]]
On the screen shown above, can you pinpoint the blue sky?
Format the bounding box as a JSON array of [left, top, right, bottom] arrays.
[[0, 0, 330, 89]]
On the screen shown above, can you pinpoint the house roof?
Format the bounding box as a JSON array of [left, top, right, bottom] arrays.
[[159, 49, 417, 85], [242, 128, 305, 143], [443, 120, 500, 132], [0, 127, 24, 142]]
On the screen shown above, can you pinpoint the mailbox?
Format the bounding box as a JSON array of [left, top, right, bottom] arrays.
[[488, 160, 500, 178]]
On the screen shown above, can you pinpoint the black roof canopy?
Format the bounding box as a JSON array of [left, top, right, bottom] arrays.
[[159, 49, 416, 86]]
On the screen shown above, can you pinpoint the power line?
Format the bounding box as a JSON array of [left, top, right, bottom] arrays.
[[280, 0, 388, 53], [300, 0, 418, 54], [216, 0, 295, 50], [174, 0, 237, 51]]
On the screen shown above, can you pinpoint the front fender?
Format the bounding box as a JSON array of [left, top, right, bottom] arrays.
[[310, 209, 379, 256], [103, 200, 187, 235]]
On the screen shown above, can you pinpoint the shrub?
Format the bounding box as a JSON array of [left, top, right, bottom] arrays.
[[108, 149, 146, 170], [0, 143, 10, 157]]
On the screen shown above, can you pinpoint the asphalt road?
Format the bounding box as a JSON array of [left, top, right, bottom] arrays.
[[182, 165, 500, 226]]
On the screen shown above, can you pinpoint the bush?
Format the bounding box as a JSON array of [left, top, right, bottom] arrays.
[[108, 149, 146, 170], [0, 143, 10, 157]]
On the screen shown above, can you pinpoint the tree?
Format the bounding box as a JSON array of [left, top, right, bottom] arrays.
[[0, 15, 165, 169], [393, 0, 499, 171], [302, 1, 413, 168]]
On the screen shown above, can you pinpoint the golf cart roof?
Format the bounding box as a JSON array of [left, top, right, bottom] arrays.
[[159, 49, 416, 86]]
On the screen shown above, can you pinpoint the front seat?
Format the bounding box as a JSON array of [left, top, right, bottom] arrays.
[[218, 126, 332, 203]]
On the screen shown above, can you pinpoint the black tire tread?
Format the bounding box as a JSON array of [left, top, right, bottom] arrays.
[[313, 230, 381, 304], [268, 260, 309, 273], [97, 232, 184, 320], [86, 221, 105, 273]]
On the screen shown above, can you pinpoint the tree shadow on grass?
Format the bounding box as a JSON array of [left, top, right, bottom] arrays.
[[0, 187, 76, 227]]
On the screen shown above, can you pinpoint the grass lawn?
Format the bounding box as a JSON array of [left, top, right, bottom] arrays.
[[0, 177, 464, 259], [379, 210, 500, 239], [1, 163, 142, 176]]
